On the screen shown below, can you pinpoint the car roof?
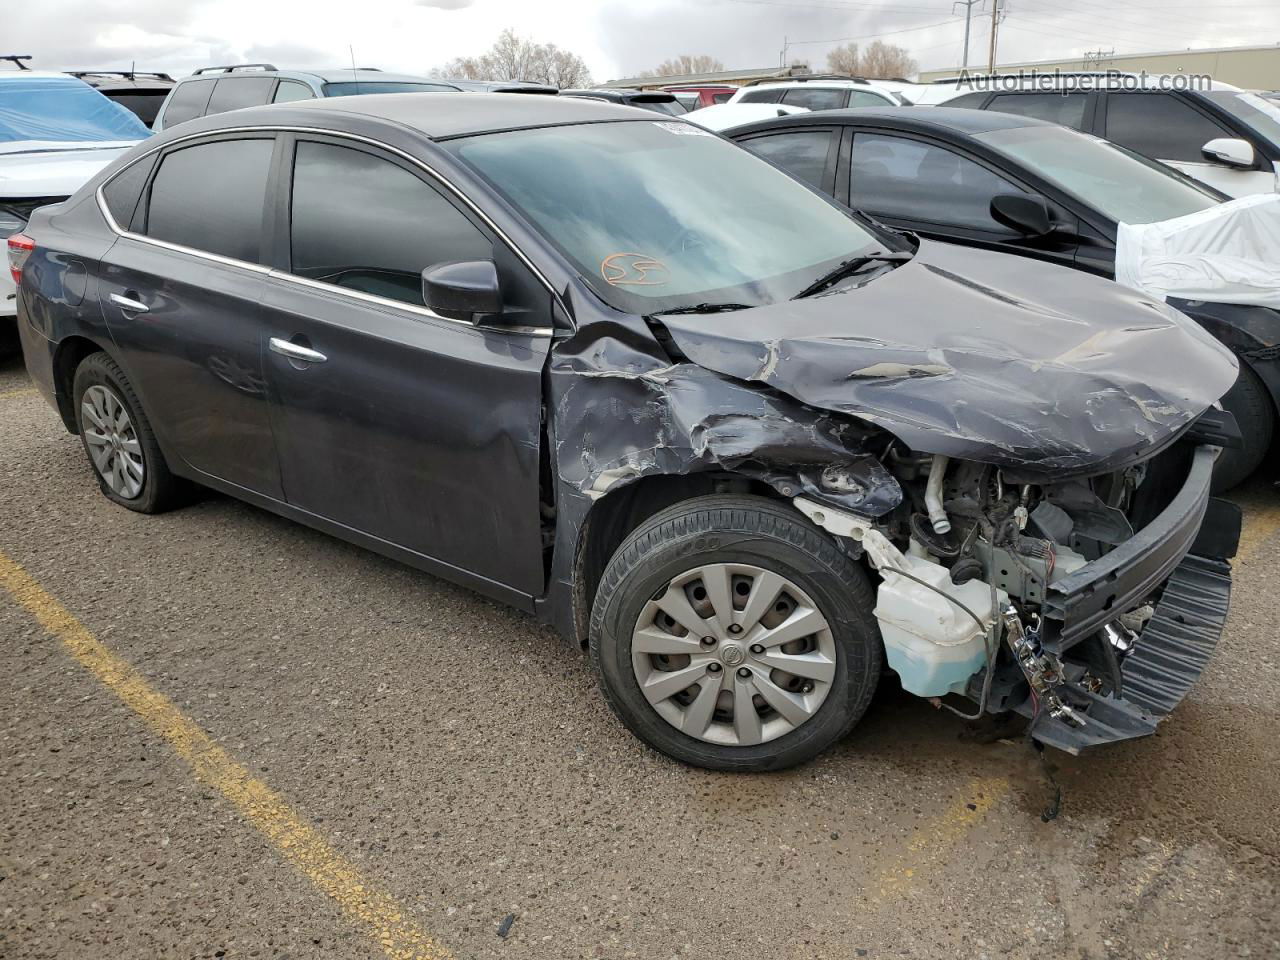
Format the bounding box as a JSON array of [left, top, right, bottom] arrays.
[[176, 68, 442, 85], [729, 104, 1050, 137], [561, 88, 676, 100], [214, 91, 658, 139]]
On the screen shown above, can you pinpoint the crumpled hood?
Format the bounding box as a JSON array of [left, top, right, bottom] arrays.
[[660, 239, 1239, 476], [0, 143, 136, 197]]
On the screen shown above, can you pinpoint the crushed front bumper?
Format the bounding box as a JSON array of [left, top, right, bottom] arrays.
[[1022, 443, 1238, 753]]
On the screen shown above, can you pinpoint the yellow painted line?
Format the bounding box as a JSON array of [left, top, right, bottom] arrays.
[[870, 775, 1009, 902], [0, 551, 453, 960], [0, 387, 37, 400], [1236, 501, 1280, 564]]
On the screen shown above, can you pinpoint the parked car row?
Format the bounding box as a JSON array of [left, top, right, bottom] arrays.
[[727, 106, 1280, 490], [8, 91, 1248, 773]]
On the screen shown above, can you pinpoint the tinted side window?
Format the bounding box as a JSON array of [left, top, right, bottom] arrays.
[[848, 91, 892, 108], [159, 79, 215, 127], [1104, 93, 1232, 162], [273, 80, 314, 103], [988, 93, 1089, 130], [712, 92, 733, 104], [741, 131, 833, 189], [289, 141, 492, 307], [738, 88, 783, 104], [145, 138, 274, 262], [102, 154, 157, 229], [851, 133, 1023, 233], [206, 77, 276, 115], [782, 88, 845, 111]]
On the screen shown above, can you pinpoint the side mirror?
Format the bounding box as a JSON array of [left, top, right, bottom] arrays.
[[990, 193, 1052, 237], [421, 260, 503, 323], [1201, 137, 1255, 169]]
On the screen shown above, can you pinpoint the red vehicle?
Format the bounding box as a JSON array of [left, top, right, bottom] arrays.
[[663, 84, 737, 109]]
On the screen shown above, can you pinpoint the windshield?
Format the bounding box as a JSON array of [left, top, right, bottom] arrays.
[[322, 82, 459, 97], [448, 120, 888, 313], [1204, 91, 1280, 146], [0, 76, 149, 144], [975, 124, 1219, 225]]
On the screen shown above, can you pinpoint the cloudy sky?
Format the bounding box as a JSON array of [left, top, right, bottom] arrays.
[[7, 0, 1280, 81]]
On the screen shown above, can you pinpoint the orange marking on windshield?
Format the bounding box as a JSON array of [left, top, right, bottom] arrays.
[[601, 252, 671, 286]]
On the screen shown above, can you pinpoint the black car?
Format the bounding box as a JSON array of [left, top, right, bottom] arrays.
[[67, 71, 176, 128], [558, 88, 684, 114], [728, 106, 1280, 489], [10, 95, 1240, 769]]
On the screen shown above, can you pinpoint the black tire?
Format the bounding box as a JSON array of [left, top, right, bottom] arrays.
[[589, 494, 882, 772], [1213, 360, 1274, 493], [72, 351, 187, 513]]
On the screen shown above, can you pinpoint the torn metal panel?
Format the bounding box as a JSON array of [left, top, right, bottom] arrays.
[[658, 240, 1239, 478], [548, 315, 903, 518]]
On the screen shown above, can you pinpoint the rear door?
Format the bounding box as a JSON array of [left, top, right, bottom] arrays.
[[844, 129, 1080, 267], [1099, 92, 1274, 197], [96, 133, 282, 498], [257, 134, 551, 601]]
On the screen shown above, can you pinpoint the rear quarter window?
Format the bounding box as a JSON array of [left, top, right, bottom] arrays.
[[157, 78, 215, 127], [205, 77, 276, 115], [101, 154, 158, 229]]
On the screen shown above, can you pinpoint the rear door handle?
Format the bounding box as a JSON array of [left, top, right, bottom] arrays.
[[269, 337, 327, 364], [109, 292, 149, 313]]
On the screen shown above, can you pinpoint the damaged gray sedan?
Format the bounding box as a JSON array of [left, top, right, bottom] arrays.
[[13, 95, 1242, 770]]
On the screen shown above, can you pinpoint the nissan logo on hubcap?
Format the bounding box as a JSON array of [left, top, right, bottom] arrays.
[[720, 643, 745, 667]]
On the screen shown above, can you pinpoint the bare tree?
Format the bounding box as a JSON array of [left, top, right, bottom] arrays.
[[432, 28, 593, 87], [641, 54, 726, 78], [825, 42, 859, 76], [857, 40, 918, 79]]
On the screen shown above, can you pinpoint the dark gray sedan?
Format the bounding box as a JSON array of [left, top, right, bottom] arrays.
[[10, 95, 1240, 770]]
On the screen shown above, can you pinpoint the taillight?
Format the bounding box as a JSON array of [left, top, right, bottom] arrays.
[[7, 231, 34, 286]]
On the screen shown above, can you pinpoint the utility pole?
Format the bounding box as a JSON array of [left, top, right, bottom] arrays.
[[1083, 48, 1115, 69], [987, 0, 1005, 72], [952, 0, 984, 69]]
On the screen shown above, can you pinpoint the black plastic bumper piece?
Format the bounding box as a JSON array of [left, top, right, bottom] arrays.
[[1042, 444, 1219, 650], [1026, 553, 1232, 754]]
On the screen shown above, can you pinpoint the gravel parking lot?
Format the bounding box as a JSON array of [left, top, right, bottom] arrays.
[[2, 350, 1277, 960]]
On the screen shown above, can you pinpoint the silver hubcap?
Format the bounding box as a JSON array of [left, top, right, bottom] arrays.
[[81, 384, 144, 499], [631, 563, 836, 747]]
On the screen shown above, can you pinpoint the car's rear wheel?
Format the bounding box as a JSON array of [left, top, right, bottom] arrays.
[[590, 494, 882, 771], [72, 352, 186, 513], [1214, 360, 1274, 492]]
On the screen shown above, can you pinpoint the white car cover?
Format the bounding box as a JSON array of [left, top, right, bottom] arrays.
[[1116, 193, 1280, 309], [682, 103, 809, 132]]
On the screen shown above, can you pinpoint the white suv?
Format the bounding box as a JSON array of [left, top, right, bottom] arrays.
[[1, 72, 148, 331], [727, 76, 902, 112]]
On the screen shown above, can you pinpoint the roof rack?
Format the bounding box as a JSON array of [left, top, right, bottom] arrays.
[[743, 73, 872, 87], [1, 55, 32, 71], [68, 70, 175, 82], [191, 63, 279, 75]]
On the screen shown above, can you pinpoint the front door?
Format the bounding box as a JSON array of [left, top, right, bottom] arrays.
[[1100, 92, 1277, 199], [259, 135, 551, 599], [97, 134, 282, 498], [845, 131, 1080, 268]]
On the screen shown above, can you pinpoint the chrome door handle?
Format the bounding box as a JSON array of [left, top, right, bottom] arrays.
[[269, 337, 327, 363], [109, 293, 149, 313]]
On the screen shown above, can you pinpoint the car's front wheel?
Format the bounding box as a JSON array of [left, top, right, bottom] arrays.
[[73, 351, 186, 513], [590, 494, 882, 771]]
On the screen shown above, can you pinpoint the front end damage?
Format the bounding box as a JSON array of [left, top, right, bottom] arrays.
[[543, 241, 1242, 753], [797, 421, 1239, 753]]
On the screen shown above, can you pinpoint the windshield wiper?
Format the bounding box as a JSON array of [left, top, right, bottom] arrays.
[[651, 302, 754, 316], [793, 251, 914, 300]]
